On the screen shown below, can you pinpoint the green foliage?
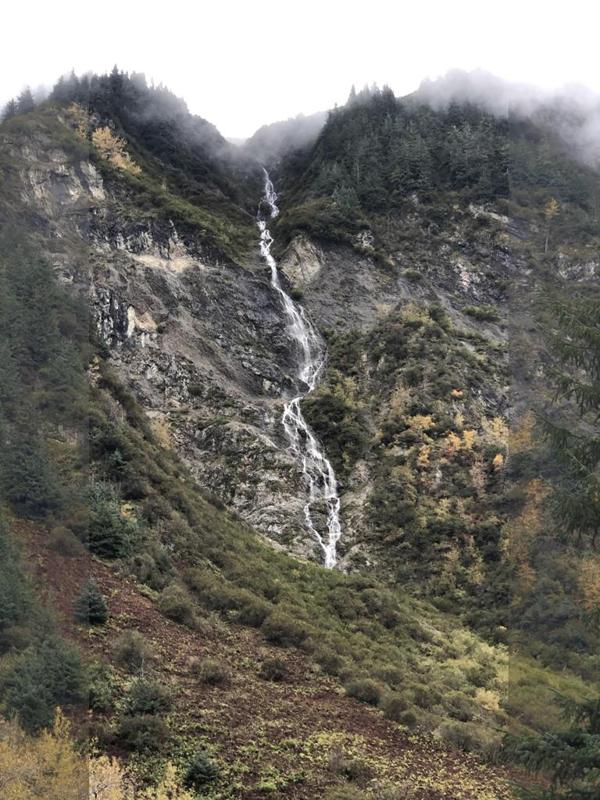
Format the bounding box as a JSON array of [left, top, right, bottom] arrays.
[[381, 692, 410, 721], [86, 482, 138, 558], [183, 748, 220, 791], [74, 580, 109, 625], [88, 661, 118, 712], [345, 678, 383, 706], [0, 521, 33, 644], [115, 714, 170, 752], [2, 635, 86, 733], [464, 304, 501, 322], [258, 656, 288, 682], [48, 69, 257, 263], [506, 696, 600, 798], [124, 678, 172, 716], [543, 293, 600, 546], [114, 630, 152, 673], [261, 610, 310, 648], [157, 583, 197, 627], [193, 658, 230, 686], [276, 88, 510, 247], [48, 525, 85, 557]]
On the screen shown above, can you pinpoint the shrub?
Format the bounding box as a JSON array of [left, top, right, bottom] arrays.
[[48, 526, 84, 556], [129, 549, 170, 591], [116, 714, 169, 752], [114, 630, 151, 673], [193, 658, 230, 686], [74, 580, 108, 625], [88, 661, 118, 712], [410, 682, 441, 709], [259, 656, 287, 682], [464, 304, 501, 322], [261, 611, 308, 647], [125, 678, 172, 716], [381, 692, 410, 721], [328, 747, 373, 783], [314, 646, 344, 676], [183, 748, 220, 791], [157, 583, 196, 627], [398, 709, 418, 728], [345, 678, 383, 706], [437, 722, 486, 752], [236, 597, 270, 627], [446, 691, 476, 722]]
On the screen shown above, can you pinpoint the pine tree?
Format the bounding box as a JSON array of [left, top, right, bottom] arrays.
[[543, 294, 600, 546], [16, 87, 35, 114], [74, 580, 108, 625], [506, 695, 600, 798], [1, 98, 18, 121]]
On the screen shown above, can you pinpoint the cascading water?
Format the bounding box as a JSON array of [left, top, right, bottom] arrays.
[[258, 170, 342, 568]]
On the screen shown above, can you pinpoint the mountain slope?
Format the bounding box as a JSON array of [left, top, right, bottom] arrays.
[[1, 70, 599, 797]]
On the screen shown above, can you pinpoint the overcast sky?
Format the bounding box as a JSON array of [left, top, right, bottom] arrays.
[[3, 0, 600, 138]]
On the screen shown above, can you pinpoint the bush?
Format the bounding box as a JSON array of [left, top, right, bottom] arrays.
[[259, 656, 287, 682], [183, 748, 220, 791], [446, 691, 476, 722], [193, 658, 230, 686], [74, 580, 108, 625], [381, 692, 410, 721], [4, 635, 86, 732], [236, 597, 270, 627], [463, 304, 501, 322], [114, 630, 151, 673], [398, 709, 418, 728], [328, 747, 373, 783], [116, 714, 170, 752], [410, 682, 441, 709], [314, 646, 344, 676], [48, 526, 84, 556], [129, 549, 171, 591], [345, 678, 383, 707], [88, 661, 118, 712], [438, 722, 486, 752], [125, 678, 172, 716], [261, 611, 308, 647], [157, 583, 196, 627]]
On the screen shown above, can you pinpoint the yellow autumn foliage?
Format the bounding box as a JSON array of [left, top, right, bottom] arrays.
[[409, 414, 435, 433], [91, 127, 141, 175], [510, 410, 536, 455], [0, 711, 86, 800], [67, 102, 91, 140], [0, 713, 193, 800]]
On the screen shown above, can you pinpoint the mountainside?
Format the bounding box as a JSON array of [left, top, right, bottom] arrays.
[[0, 69, 599, 799]]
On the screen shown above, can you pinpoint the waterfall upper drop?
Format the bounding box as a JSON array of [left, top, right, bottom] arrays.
[[258, 171, 342, 568]]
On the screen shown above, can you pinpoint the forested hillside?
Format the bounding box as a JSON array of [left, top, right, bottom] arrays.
[[0, 70, 598, 799]]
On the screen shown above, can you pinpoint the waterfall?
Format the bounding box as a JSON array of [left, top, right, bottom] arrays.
[[258, 170, 342, 568]]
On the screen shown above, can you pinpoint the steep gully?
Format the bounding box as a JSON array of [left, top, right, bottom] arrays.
[[258, 171, 342, 568]]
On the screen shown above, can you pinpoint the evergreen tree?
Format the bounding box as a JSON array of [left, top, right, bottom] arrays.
[[1, 98, 18, 121], [74, 580, 108, 625], [543, 294, 600, 546], [16, 87, 35, 114], [506, 695, 600, 799]]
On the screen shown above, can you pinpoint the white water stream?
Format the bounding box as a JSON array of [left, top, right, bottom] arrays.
[[258, 171, 342, 568]]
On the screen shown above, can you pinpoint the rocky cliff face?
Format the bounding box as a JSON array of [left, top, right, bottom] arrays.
[[2, 111, 520, 572]]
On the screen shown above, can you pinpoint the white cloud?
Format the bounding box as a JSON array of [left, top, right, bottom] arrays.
[[3, 0, 600, 138]]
